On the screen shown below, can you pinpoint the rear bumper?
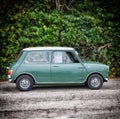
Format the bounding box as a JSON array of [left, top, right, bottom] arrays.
[[8, 78, 13, 83]]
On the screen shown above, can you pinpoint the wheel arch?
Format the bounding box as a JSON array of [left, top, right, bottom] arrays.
[[85, 72, 105, 83], [14, 73, 35, 84]]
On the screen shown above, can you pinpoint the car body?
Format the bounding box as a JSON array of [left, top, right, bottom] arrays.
[[7, 47, 109, 91]]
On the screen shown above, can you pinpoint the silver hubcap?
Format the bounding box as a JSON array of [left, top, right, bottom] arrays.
[[91, 77, 100, 88], [20, 78, 30, 89]]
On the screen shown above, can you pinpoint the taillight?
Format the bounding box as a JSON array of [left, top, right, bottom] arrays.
[[8, 70, 12, 78]]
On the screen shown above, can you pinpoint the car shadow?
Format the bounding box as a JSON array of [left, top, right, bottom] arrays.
[[0, 80, 120, 93], [0, 82, 87, 93], [32, 84, 87, 91]]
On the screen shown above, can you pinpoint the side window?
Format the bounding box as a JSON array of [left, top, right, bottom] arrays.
[[52, 51, 79, 64], [52, 52, 63, 63], [24, 51, 50, 64]]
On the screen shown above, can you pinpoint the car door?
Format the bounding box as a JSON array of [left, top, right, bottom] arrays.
[[51, 51, 83, 83], [22, 51, 51, 83]]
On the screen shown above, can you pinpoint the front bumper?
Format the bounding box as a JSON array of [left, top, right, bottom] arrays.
[[104, 78, 109, 82]]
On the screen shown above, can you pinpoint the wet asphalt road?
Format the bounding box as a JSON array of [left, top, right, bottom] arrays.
[[0, 79, 120, 119]]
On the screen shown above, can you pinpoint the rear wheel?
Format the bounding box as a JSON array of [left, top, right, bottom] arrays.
[[16, 75, 33, 91], [87, 74, 103, 89]]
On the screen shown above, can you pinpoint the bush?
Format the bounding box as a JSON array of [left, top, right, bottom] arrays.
[[0, 0, 120, 79]]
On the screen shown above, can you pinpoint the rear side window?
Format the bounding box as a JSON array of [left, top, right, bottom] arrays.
[[24, 51, 50, 64]]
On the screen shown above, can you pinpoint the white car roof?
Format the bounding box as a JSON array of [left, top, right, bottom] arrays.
[[23, 47, 74, 51]]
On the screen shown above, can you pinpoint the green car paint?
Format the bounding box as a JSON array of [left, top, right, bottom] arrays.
[[83, 62, 109, 81], [7, 47, 109, 90]]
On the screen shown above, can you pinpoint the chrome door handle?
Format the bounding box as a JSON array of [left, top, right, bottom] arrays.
[[78, 67, 82, 69], [53, 65, 59, 67]]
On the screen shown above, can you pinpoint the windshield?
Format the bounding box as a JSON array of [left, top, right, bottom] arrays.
[[75, 51, 79, 55]]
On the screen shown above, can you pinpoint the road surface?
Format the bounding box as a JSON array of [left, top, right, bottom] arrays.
[[0, 79, 120, 119]]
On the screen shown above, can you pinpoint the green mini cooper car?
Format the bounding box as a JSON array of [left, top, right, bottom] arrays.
[[7, 47, 109, 91]]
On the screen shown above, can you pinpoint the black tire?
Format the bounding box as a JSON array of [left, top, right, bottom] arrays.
[[87, 74, 103, 89], [16, 75, 33, 91]]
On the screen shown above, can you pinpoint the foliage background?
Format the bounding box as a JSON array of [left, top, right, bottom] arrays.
[[0, 0, 120, 79]]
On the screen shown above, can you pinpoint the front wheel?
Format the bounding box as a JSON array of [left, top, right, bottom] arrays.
[[87, 74, 103, 89], [16, 75, 33, 91]]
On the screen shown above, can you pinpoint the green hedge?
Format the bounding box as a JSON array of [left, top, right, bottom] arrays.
[[0, 0, 120, 79]]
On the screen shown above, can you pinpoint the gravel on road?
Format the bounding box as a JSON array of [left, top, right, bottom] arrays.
[[0, 79, 120, 119]]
